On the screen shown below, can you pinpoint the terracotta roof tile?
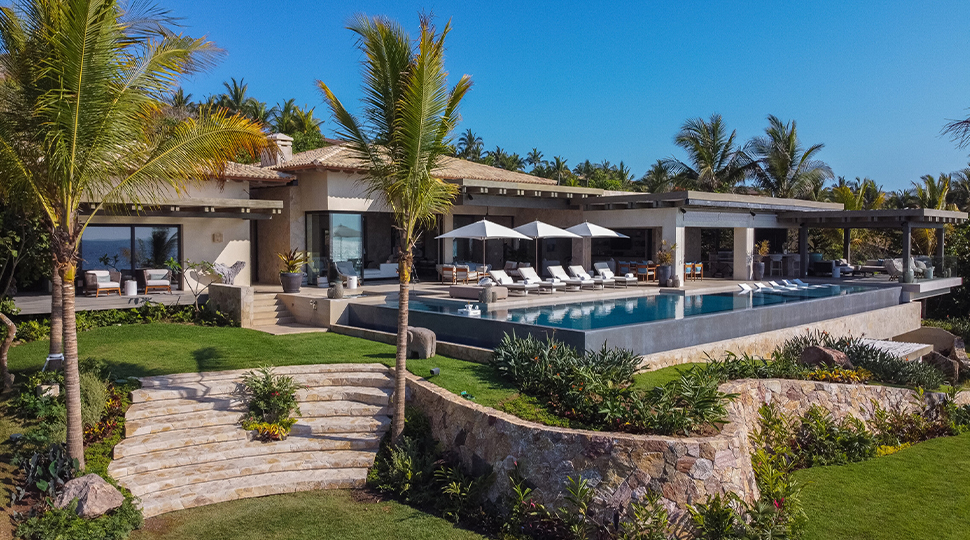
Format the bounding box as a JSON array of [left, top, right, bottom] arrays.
[[223, 162, 294, 182], [273, 144, 556, 186]]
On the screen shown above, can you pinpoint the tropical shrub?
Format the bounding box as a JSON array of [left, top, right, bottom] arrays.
[[15, 498, 143, 540], [804, 367, 872, 384], [9, 301, 237, 345], [236, 366, 304, 441], [492, 334, 735, 435], [777, 331, 946, 389]]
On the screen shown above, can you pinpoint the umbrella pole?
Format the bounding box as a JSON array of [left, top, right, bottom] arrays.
[[482, 238, 486, 271]]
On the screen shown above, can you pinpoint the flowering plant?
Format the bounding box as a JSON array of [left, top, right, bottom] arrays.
[[236, 367, 304, 440]]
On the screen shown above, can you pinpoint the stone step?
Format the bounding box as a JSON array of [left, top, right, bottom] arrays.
[[126, 386, 392, 420], [108, 432, 382, 478], [114, 415, 390, 459], [126, 400, 392, 437], [132, 373, 394, 402], [138, 467, 368, 518], [251, 303, 288, 314], [123, 450, 378, 498], [253, 314, 295, 326], [138, 364, 391, 388], [252, 294, 280, 304]]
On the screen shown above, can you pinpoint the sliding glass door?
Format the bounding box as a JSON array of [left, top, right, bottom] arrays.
[[306, 212, 364, 285]]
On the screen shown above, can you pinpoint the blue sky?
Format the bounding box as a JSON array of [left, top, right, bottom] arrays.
[[165, 0, 970, 191]]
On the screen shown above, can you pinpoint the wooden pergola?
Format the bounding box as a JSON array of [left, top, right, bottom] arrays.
[[776, 209, 969, 279]]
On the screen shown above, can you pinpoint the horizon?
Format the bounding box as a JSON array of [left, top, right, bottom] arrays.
[[165, 0, 970, 191]]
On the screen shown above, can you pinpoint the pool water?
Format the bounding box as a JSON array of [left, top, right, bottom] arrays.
[[397, 285, 873, 331]]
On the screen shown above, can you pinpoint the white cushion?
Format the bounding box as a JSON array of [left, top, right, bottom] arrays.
[[102, 281, 120, 288], [147, 270, 168, 280], [146, 279, 169, 286]]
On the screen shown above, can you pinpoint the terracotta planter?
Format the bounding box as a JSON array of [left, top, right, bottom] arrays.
[[280, 272, 302, 293]]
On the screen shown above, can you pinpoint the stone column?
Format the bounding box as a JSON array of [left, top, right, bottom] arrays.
[[902, 221, 912, 282], [799, 224, 809, 278], [441, 214, 454, 263], [733, 227, 754, 280], [661, 223, 685, 284]]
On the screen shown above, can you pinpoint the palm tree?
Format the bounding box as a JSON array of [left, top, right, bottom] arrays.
[[749, 115, 833, 198], [664, 114, 756, 193], [830, 178, 885, 210], [913, 174, 957, 211], [456, 129, 483, 160], [0, 0, 268, 467], [271, 99, 300, 134], [614, 161, 634, 189], [218, 77, 252, 115], [293, 105, 323, 135], [526, 148, 545, 170], [551, 156, 569, 185], [244, 100, 273, 127], [637, 160, 675, 193], [951, 166, 970, 211], [319, 14, 470, 442]]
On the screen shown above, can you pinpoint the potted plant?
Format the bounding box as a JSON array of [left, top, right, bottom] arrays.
[[655, 240, 676, 286], [278, 249, 308, 293], [753, 240, 770, 280]]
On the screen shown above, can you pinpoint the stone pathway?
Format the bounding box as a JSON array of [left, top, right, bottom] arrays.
[[109, 364, 393, 518]]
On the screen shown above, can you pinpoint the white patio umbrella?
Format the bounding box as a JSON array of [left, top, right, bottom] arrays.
[[565, 222, 629, 269], [513, 220, 580, 271], [435, 219, 530, 268]]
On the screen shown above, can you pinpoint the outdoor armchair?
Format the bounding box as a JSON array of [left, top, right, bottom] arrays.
[[84, 270, 122, 297], [140, 268, 172, 294]]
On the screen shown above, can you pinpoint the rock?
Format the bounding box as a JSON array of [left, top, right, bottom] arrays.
[[950, 338, 970, 372], [37, 384, 59, 398], [407, 326, 436, 359], [924, 351, 959, 381], [54, 474, 125, 519], [799, 346, 854, 369]]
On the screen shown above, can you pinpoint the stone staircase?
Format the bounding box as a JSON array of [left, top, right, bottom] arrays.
[[109, 364, 394, 518], [251, 293, 295, 327]]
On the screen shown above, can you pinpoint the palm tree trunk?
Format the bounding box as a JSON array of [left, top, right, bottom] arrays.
[[0, 312, 14, 393], [50, 261, 63, 355], [60, 264, 85, 469], [391, 246, 412, 443]]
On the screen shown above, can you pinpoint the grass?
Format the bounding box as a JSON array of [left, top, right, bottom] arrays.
[[129, 490, 486, 540], [633, 362, 705, 389], [796, 431, 970, 540], [0, 393, 23, 540]]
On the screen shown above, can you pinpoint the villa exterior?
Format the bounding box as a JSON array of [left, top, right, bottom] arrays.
[[74, 133, 968, 303]]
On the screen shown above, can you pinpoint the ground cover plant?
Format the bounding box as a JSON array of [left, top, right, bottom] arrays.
[[7, 359, 143, 539], [491, 334, 736, 435]]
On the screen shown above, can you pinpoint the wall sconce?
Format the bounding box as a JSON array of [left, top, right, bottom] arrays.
[[212, 232, 223, 243], [679, 208, 687, 214], [309, 299, 317, 311], [749, 212, 756, 217]]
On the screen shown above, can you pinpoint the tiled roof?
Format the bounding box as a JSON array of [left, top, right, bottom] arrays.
[[272, 143, 556, 186], [223, 162, 295, 182]]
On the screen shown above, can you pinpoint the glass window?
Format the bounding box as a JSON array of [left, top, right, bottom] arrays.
[[331, 213, 363, 275], [134, 226, 179, 269], [80, 227, 131, 273]]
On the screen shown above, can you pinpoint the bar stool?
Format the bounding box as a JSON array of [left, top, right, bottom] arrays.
[[769, 254, 784, 276]]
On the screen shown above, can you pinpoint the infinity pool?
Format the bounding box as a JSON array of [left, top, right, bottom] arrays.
[[398, 285, 873, 331]]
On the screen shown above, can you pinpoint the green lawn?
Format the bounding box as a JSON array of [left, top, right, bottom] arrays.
[[796, 431, 970, 540], [130, 490, 486, 540]]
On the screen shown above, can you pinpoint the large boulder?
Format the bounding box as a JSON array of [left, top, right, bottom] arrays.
[[54, 473, 125, 519], [924, 351, 960, 381], [407, 326, 436, 359], [799, 346, 854, 369], [951, 338, 970, 372]]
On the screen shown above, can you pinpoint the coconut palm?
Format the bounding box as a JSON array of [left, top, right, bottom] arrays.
[[526, 148, 545, 170], [218, 77, 253, 115], [664, 114, 757, 193], [637, 160, 676, 193], [749, 115, 833, 198], [271, 99, 300, 134], [913, 174, 957, 211], [456, 128, 483, 160], [319, 14, 470, 441], [550, 156, 570, 185], [951, 166, 970, 211], [0, 0, 268, 466]]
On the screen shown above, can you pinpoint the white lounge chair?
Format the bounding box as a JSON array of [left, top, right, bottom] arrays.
[[518, 267, 562, 293], [488, 269, 539, 295], [547, 265, 593, 290], [569, 265, 611, 288], [768, 280, 798, 290], [792, 278, 829, 288], [754, 282, 780, 293], [594, 262, 636, 287], [737, 283, 753, 294]]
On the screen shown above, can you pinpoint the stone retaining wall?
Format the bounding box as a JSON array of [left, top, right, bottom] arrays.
[[407, 374, 940, 517]]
